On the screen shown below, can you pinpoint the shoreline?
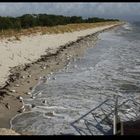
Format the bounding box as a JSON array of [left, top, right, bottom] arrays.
[[0, 22, 124, 133]]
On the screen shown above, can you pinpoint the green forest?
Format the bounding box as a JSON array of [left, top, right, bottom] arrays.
[[0, 14, 119, 30]]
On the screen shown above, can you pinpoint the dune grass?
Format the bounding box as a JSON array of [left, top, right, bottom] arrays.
[[0, 21, 121, 40]]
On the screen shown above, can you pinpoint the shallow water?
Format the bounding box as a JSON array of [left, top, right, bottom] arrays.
[[11, 22, 140, 135]]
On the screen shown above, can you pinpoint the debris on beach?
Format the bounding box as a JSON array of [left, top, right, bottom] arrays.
[[28, 75, 31, 78], [67, 56, 70, 60], [15, 84, 19, 87], [0, 90, 7, 97], [23, 64, 30, 71], [11, 89, 16, 93], [17, 96, 23, 102], [5, 103, 10, 110], [40, 64, 47, 70], [21, 75, 25, 79], [18, 106, 25, 113], [5, 81, 10, 85]]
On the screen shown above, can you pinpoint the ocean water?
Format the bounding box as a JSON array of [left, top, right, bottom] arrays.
[[11, 22, 140, 135]]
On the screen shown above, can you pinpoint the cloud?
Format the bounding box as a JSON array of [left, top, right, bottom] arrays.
[[0, 3, 139, 21]]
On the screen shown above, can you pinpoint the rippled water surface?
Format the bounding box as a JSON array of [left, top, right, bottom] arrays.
[[11, 22, 140, 135]]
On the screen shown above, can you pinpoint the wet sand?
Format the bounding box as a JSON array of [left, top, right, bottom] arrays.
[[0, 22, 123, 133]]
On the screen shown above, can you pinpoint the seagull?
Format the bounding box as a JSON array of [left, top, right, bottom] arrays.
[[17, 96, 23, 103], [43, 66, 46, 70], [21, 75, 25, 79], [31, 95, 35, 99], [15, 84, 19, 87], [126, 108, 133, 112], [20, 105, 25, 110], [26, 92, 31, 95], [11, 89, 16, 93], [42, 99, 47, 104], [18, 107, 25, 113], [52, 77, 56, 80], [37, 92, 42, 96]]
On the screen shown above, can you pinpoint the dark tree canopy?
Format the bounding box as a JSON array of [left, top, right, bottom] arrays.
[[0, 14, 119, 30]]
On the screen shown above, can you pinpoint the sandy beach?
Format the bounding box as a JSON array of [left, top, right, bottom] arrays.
[[0, 23, 122, 87], [0, 22, 123, 134]]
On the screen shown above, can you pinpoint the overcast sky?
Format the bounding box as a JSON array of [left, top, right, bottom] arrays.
[[0, 3, 140, 21]]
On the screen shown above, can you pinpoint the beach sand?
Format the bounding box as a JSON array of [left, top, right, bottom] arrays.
[[0, 22, 123, 133]]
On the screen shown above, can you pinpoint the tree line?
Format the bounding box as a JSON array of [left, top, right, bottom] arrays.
[[0, 14, 119, 30]]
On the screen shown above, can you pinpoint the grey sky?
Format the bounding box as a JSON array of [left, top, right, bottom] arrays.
[[0, 3, 140, 21]]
